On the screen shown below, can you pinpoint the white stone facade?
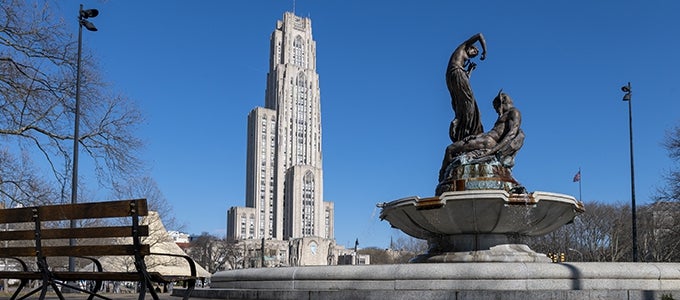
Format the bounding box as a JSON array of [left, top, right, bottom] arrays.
[[227, 12, 335, 265], [167, 230, 191, 243]]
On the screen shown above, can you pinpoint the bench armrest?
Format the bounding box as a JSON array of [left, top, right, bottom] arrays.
[[148, 252, 197, 278], [0, 256, 30, 271], [147, 252, 198, 300], [71, 255, 104, 273]]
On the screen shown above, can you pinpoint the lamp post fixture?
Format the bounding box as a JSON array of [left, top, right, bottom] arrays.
[[69, 3, 98, 274], [568, 248, 584, 261], [621, 82, 638, 262]]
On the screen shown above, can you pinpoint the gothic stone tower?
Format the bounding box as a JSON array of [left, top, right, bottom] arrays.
[[228, 12, 334, 252]]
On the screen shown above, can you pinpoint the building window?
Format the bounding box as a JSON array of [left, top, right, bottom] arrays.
[[302, 171, 315, 236], [294, 72, 308, 164], [240, 214, 247, 238], [277, 41, 282, 64], [292, 35, 306, 68], [249, 214, 255, 239], [325, 209, 330, 239]]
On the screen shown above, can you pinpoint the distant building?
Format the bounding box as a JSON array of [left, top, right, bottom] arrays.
[[227, 11, 336, 266], [337, 253, 371, 265], [168, 230, 190, 243]]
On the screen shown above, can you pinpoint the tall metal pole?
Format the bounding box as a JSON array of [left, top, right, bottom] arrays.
[[69, 3, 97, 274], [68, 4, 85, 274], [621, 82, 638, 262]]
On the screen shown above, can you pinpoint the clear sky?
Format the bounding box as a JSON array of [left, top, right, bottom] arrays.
[[49, 0, 680, 249]]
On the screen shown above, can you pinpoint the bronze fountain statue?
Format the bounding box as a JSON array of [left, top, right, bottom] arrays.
[[378, 33, 584, 263], [438, 33, 525, 195]]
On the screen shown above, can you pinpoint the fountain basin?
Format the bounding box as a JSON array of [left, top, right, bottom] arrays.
[[378, 190, 584, 262], [379, 190, 584, 238]]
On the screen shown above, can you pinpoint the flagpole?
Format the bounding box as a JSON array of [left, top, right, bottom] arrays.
[[578, 167, 582, 202], [573, 168, 582, 202]]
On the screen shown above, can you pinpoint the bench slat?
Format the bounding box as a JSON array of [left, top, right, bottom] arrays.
[[0, 271, 41, 280], [0, 271, 163, 282], [1, 244, 150, 257], [0, 271, 195, 282], [0, 199, 148, 223], [0, 271, 197, 283], [53, 271, 144, 281], [19, 271, 187, 282], [0, 225, 149, 240]]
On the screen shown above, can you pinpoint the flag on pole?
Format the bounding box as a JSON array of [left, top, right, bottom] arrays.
[[573, 168, 583, 202]]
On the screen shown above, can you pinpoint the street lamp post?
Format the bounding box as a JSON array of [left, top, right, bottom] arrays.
[[69, 4, 98, 274], [621, 82, 638, 262], [568, 248, 584, 261]]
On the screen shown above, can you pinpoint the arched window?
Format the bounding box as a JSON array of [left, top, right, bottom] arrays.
[[292, 36, 306, 68]]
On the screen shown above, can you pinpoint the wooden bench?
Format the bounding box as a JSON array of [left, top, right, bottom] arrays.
[[0, 199, 197, 300]]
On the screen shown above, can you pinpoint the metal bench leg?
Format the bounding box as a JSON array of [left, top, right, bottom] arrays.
[[9, 279, 28, 300], [50, 281, 65, 300], [182, 279, 197, 300], [137, 281, 147, 300], [147, 282, 160, 300], [38, 282, 49, 300], [17, 282, 45, 300]]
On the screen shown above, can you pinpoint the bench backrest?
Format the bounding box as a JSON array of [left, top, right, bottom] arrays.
[[0, 199, 151, 259]]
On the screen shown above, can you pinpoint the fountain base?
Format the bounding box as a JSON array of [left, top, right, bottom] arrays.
[[198, 262, 680, 300], [411, 243, 551, 263]]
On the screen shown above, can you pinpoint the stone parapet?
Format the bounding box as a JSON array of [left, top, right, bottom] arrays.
[[192, 262, 680, 299]]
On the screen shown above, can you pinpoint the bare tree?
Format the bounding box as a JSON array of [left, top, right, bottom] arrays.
[[573, 201, 632, 262], [527, 225, 575, 261], [188, 233, 241, 273], [113, 176, 183, 232], [655, 123, 680, 204], [638, 202, 680, 262], [392, 235, 428, 253], [526, 201, 633, 262], [0, 0, 144, 205], [0, 148, 56, 206], [644, 122, 680, 261]]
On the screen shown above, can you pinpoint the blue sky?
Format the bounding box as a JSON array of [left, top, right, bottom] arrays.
[[50, 0, 680, 249]]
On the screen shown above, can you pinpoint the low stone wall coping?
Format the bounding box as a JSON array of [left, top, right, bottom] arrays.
[[211, 262, 680, 291]]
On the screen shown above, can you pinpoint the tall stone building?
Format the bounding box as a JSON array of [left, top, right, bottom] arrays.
[[227, 12, 336, 266]]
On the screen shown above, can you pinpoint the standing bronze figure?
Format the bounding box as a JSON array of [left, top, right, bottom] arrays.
[[446, 33, 487, 143]]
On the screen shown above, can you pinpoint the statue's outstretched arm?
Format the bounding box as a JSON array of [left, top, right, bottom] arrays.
[[463, 33, 487, 60]]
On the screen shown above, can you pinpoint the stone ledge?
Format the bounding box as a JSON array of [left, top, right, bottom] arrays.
[[212, 263, 680, 285], [181, 288, 680, 300], [192, 262, 680, 299], [197, 263, 680, 299]]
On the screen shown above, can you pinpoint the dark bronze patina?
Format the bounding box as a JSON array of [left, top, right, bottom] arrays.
[[437, 33, 525, 195]]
